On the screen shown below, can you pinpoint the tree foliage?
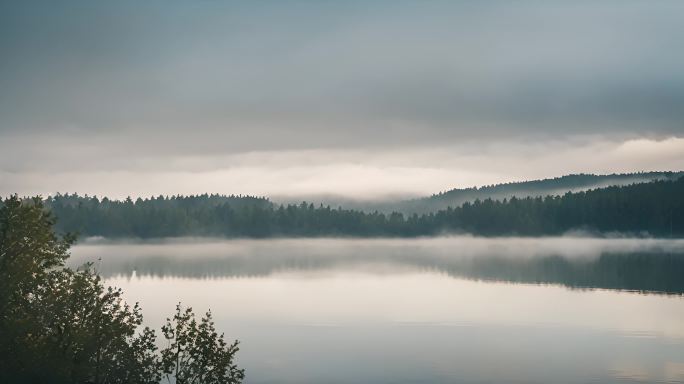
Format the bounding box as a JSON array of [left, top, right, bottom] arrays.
[[0, 196, 244, 383], [161, 305, 244, 384]]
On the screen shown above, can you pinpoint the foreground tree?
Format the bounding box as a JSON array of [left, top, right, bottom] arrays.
[[161, 305, 244, 384], [0, 196, 244, 383]]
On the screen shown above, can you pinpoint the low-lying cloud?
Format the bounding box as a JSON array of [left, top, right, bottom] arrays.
[[1, 137, 682, 199]]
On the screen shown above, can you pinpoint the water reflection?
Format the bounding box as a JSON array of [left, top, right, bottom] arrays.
[[69, 237, 684, 384], [70, 237, 684, 295]]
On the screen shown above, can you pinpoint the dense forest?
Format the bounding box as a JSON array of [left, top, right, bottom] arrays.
[[36, 176, 684, 238]]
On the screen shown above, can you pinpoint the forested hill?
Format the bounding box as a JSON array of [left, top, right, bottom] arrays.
[[372, 171, 684, 214], [40, 176, 684, 238]]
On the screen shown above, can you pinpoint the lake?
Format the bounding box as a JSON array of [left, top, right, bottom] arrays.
[[69, 237, 684, 384]]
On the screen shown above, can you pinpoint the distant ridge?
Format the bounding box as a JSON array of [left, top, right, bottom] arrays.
[[372, 171, 684, 214]]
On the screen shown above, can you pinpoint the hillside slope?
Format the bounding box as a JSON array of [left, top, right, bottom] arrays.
[[375, 171, 683, 214]]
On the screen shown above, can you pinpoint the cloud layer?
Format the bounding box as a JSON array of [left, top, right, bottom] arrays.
[[1, 1, 683, 197], [2, 137, 682, 199]]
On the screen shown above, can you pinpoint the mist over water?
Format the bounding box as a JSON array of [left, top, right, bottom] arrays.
[[72, 235, 684, 262], [68, 237, 684, 384], [71, 236, 684, 294]]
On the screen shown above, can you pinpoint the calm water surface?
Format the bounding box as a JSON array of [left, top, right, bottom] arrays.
[[70, 237, 684, 384]]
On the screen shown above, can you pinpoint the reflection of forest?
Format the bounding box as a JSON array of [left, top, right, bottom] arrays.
[[84, 251, 684, 296]]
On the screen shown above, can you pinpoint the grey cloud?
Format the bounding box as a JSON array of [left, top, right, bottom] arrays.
[[1, 137, 683, 199], [1, 0, 684, 155], [1, 1, 683, 199]]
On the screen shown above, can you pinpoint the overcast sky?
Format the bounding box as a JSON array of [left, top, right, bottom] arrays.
[[1, 0, 683, 199]]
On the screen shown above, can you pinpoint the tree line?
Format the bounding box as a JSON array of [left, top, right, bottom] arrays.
[[38, 177, 684, 238]]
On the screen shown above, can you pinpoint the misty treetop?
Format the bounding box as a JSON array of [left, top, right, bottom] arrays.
[[391, 171, 684, 214], [313, 171, 684, 214], [35, 176, 684, 238]]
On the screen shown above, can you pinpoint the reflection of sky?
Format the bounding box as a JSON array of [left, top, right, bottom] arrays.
[[70, 237, 684, 383], [106, 271, 684, 384], [106, 272, 684, 338]]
